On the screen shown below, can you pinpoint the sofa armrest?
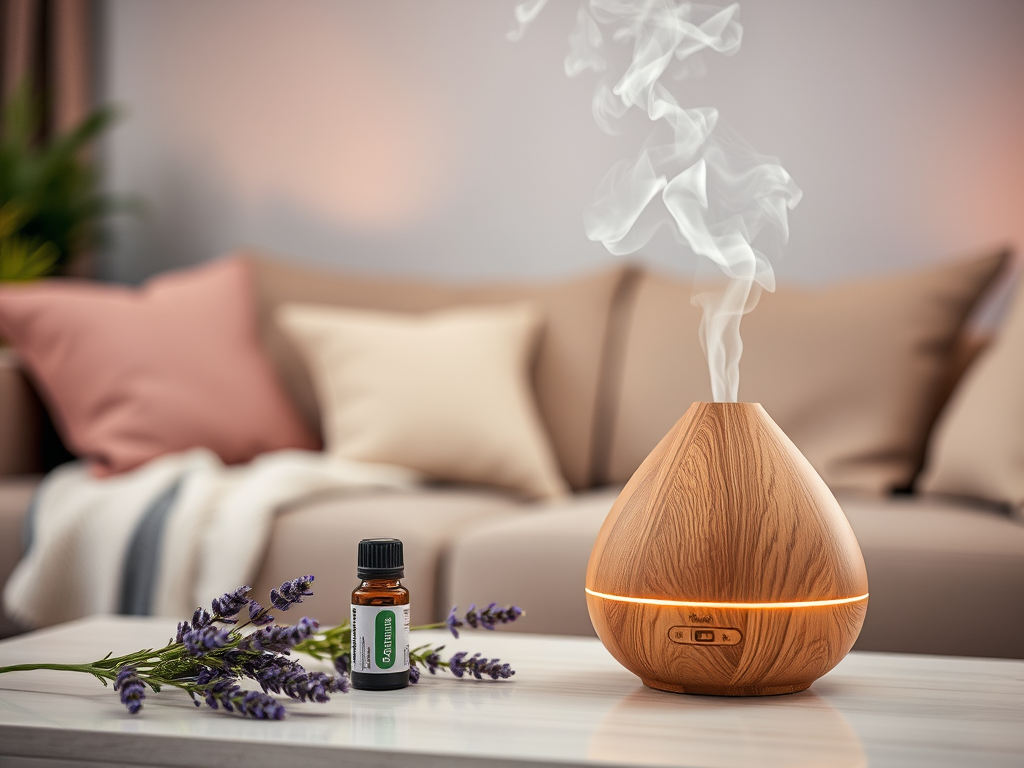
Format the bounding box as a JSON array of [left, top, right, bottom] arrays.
[[0, 475, 39, 637], [0, 348, 42, 476]]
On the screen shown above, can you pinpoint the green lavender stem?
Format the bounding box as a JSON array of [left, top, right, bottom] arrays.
[[411, 643, 447, 670], [294, 622, 350, 663], [0, 663, 103, 675], [0, 641, 220, 695], [292, 619, 455, 661]]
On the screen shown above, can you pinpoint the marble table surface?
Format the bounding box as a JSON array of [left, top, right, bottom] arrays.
[[0, 616, 1022, 768]]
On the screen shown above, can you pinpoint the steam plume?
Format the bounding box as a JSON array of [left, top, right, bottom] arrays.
[[510, 1, 801, 402]]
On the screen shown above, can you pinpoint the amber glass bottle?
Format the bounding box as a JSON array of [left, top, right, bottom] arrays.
[[350, 538, 411, 691]]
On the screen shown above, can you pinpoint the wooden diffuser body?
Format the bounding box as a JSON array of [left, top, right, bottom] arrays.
[[586, 402, 868, 696]]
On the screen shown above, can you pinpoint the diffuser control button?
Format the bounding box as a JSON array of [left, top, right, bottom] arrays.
[[669, 625, 742, 646]]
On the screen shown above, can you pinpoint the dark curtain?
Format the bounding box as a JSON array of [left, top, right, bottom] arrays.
[[1, 0, 93, 140], [0, 0, 92, 470]]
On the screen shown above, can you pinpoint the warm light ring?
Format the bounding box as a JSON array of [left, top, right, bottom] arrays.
[[584, 588, 869, 610]]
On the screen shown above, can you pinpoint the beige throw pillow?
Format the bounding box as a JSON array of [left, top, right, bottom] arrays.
[[278, 302, 569, 500], [919, 272, 1024, 519], [604, 250, 1009, 493], [246, 252, 631, 490]]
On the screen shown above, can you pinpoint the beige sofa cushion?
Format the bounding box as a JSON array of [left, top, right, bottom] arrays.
[[246, 253, 630, 491], [278, 303, 567, 500], [442, 487, 1024, 658], [604, 250, 1009, 492], [250, 486, 522, 627], [836, 491, 1024, 658], [919, 271, 1024, 517], [442, 487, 622, 638]]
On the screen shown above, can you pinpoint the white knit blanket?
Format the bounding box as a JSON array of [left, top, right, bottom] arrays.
[[3, 449, 418, 629]]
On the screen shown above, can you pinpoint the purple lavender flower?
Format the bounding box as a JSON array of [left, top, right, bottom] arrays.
[[181, 624, 232, 656], [239, 617, 319, 653], [409, 664, 421, 684], [477, 604, 496, 630], [185, 662, 231, 708], [270, 575, 314, 611], [448, 651, 469, 678], [195, 668, 250, 714], [478, 603, 523, 630], [448, 652, 514, 681], [196, 667, 231, 686], [192, 671, 284, 720], [424, 648, 443, 675], [211, 585, 251, 621], [244, 655, 347, 701], [238, 690, 286, 720], [191, 607, 212, 630], [175, 607, 214, 645], [446, 606, 464, 639], [480, 658, 515, 680], [113, 666, 146, 714], [246, 656, 296, 693], [175, 620, 190, 644], [448, 603, 523, 637], [299, 670, 348, 701], [502, 605, 524, 624], [333, 653, 350, 676], [248, 600, 274, 626]]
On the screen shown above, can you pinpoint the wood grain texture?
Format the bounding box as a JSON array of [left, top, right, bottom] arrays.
[[586, 402, 869, 696]]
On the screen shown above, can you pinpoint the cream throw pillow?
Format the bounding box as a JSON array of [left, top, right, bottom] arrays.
[[277, 302, 568, 500], [920, 273, 1024, 519]]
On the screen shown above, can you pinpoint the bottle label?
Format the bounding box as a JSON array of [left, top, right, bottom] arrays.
[[351, 604, 410, 673]]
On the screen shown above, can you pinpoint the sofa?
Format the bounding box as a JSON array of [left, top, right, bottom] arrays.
[[1, 248, 1023, 659]]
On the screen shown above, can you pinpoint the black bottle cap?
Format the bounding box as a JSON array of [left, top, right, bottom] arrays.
[[357, 538, 405, 580]]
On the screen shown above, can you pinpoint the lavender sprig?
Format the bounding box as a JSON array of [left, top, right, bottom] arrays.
[[294, 602, 523, 684], [407, 645, 515, 682], [245, 654, 349, 701], [194, 668, 286, 719], [238, 618, 319, 654], [446, 603, 523, 639], [270, 575, 314, 611], [113, 666, 146, 714], [211, 585, 252, 621], [248, 600, 274, 626], [448, 652, 515, 680], [0, 575, 348, 719], [181, 624, 232, 656]]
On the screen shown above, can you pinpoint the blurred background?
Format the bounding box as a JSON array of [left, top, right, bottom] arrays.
[[4, 0, 1024, 288]]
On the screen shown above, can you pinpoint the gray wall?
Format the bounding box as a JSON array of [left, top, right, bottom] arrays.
[[100, 0, 1024, 288]]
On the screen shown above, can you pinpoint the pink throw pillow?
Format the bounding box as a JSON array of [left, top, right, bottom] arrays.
[[0, 257, 318, 475]]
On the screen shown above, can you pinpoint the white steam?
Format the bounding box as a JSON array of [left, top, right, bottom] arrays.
[[510, 1, 801, 402], [507, 0, 552, 42]]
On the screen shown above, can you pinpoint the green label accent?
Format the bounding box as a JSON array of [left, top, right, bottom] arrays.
[[375, 610, 396, 669]]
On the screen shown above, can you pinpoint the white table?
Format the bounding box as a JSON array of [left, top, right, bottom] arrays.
[[0, 616, 1022, 767]]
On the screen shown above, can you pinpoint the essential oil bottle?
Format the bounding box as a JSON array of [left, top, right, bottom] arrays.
[[350, 538, 411, 691]]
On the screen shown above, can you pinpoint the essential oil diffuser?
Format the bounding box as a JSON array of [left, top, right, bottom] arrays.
[[586, 402, 868, 696]]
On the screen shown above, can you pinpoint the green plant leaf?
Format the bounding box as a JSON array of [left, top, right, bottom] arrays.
[[0, 235, 60, 281], [0, 80, 129, 278], [0, 199, 32, 239]]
